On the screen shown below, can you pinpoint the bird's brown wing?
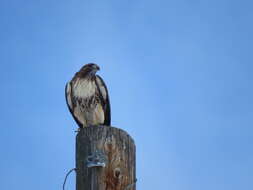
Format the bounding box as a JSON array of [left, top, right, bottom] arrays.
[[95, 75, 111, 126], [65, 82, 83, 128]]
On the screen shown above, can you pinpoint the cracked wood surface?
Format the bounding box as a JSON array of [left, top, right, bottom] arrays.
[[76, 126, 136, 190]]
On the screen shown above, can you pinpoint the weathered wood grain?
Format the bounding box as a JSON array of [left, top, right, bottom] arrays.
[[76, 126, 136, 190]]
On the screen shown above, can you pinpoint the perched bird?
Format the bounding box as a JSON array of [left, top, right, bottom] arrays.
[[65, 63, 111, 128]]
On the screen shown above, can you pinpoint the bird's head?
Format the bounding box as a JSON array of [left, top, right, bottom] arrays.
[[79, 63, 100, 77]]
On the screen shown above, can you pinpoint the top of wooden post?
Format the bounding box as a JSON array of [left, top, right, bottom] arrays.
[[76, 125, 136, 190]]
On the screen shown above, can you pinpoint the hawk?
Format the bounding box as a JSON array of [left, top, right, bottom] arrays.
[[65, 63, 111, 128]]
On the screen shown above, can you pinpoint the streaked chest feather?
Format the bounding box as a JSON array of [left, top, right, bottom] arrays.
[[73, 79, 96, 98]]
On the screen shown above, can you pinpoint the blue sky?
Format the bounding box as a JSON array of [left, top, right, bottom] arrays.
[[0, 0, 253, 189]]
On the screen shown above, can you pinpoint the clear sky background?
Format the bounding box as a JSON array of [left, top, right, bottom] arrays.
[[0, 0, 253, 189]]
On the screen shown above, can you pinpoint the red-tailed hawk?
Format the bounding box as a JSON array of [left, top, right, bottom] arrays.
[[65, 63, 111, 128]]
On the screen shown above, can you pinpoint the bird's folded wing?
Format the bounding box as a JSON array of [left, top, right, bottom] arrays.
[[95, 75, 111, 126], [65, 82, 82, 127], [65, 82, 73, 110]]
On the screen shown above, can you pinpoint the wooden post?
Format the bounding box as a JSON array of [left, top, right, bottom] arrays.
[[76, 126, 136, 190]]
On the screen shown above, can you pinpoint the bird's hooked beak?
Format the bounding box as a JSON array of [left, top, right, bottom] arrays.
[[90, 64, 100, 74], [94, 64, 100, 71]]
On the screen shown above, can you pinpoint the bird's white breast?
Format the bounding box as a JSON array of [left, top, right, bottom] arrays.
[[73, 79, 96, 98]]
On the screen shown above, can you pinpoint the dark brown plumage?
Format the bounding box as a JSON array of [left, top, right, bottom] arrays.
[[65, 63, 111, 128]]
